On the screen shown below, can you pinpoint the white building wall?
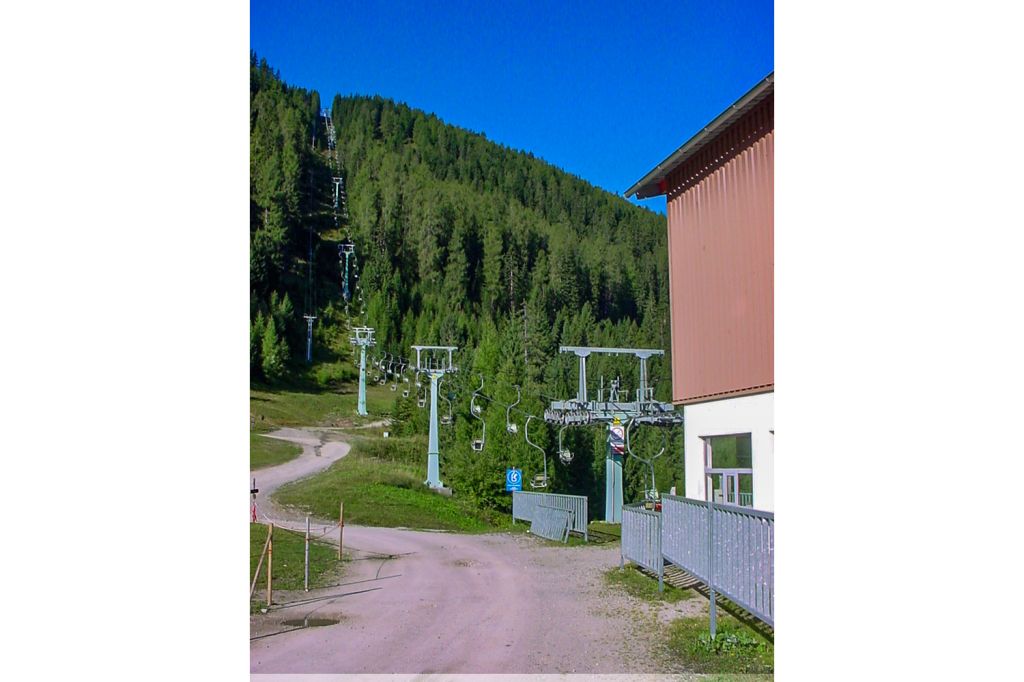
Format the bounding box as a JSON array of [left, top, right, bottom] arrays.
[[683, 391, 774, 511]]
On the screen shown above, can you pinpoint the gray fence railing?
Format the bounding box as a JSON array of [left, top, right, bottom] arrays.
[[512, 491, 588, 541], [531, 505, 574, 543], [660, 495, 774, 627], [620, 503, 663, 590]]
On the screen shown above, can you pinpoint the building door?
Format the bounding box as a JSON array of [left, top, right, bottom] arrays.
[[721, 472, 739, 505]]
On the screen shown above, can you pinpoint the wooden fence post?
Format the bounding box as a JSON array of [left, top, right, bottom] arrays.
[[250, 529, 272, 599]]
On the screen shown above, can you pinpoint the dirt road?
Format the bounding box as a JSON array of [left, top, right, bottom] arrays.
[[250, 428, 682, 675], [250, 428, 349, 525]]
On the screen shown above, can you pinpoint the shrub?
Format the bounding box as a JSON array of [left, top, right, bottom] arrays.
[[313, 362, 357, 389]]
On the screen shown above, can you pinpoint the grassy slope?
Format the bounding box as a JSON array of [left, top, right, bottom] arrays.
[[273, 435, 510, 532], [250, 381, 395, 428], [250, 432, 303, 469]]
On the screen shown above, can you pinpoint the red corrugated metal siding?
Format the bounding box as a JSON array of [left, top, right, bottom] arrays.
[[665, 96, 773, 404]]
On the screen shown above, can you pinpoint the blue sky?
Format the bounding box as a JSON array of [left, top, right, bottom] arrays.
[[251, 0, 773, 214]]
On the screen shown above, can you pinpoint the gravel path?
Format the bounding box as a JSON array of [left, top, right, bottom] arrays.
[[249, 427, 684, 675]]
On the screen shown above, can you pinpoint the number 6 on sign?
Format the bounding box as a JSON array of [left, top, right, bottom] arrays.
[[505, 468, 522, 492]]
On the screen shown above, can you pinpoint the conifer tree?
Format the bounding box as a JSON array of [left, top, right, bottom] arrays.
[[261, 316, 288, 382]]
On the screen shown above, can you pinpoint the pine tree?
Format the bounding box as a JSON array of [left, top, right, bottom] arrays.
[[250, 311, 264, 375], [261, 316, 287, 381]]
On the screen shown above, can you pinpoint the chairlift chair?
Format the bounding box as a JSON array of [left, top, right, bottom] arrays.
[[415, 371, 426, 408], [557, 424, 573, 464], [625, 418, 667, 504], [470, 374, 486, 452], [506, 385, 521, 435], [525, 415, 548, 488], [436, 377, 454, 425]]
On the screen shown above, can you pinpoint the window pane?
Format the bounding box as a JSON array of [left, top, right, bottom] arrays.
[[708, 434, 752, 469]]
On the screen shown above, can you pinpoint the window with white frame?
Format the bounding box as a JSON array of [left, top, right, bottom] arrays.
[[703, 433, 754, 507]]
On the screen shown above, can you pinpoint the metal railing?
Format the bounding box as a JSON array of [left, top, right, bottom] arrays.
[[512, 491, 588, 541], [621, 503, 663, 590], [660, 495, 774, 627], [713, 489, 755, 508], [531, 505, 574, 543]]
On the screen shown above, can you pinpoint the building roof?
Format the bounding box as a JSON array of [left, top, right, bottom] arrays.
[[625, 72, 774, 200]]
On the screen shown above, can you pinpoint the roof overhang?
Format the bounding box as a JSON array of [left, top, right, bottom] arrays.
[[625, 72, 774, 200]]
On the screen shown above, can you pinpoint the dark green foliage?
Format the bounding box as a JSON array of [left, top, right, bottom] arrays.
[[260, 316, 288, 381], [312, 362, 358, 389], [250, 56, 684, 509], [250, 311, 264, 375]]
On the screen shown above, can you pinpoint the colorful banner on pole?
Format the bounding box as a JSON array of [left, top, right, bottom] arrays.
[[608, 424, 625, 454]]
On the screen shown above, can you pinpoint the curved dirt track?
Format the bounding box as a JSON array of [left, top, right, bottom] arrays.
[[250, 428, 349, 525], [250, 428, 683, 675]]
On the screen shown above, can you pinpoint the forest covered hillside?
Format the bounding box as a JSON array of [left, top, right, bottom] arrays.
[[249, 54, 683, 511]]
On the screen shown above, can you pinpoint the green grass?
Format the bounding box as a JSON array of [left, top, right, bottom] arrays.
[[250, 432, 303, 470], [605, 565, 695, 603], [272, 435, 509, 532], [589, 521, 622, 539], [663, 613, 773, 675], [250, 381, 395, 428], [250, 523, 341, 608]]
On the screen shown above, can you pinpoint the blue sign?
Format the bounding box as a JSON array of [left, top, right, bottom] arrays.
[[505, 468, 523, 492]]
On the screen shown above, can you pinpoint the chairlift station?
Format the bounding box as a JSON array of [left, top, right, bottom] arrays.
[[544, 346, 681, 523]]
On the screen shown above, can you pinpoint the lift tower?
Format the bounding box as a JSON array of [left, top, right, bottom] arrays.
[[544, 346, 680, 523], [411, 345, 458, 489], [349, 327, 376, 416], [303, 314, 317, 363]]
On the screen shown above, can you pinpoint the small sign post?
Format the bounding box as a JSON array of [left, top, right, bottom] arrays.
[[505, 468, 523, 492], [251, 477, 259, 522]]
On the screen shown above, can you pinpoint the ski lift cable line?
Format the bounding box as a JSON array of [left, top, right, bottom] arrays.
[[468, 367, 670, 408]]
